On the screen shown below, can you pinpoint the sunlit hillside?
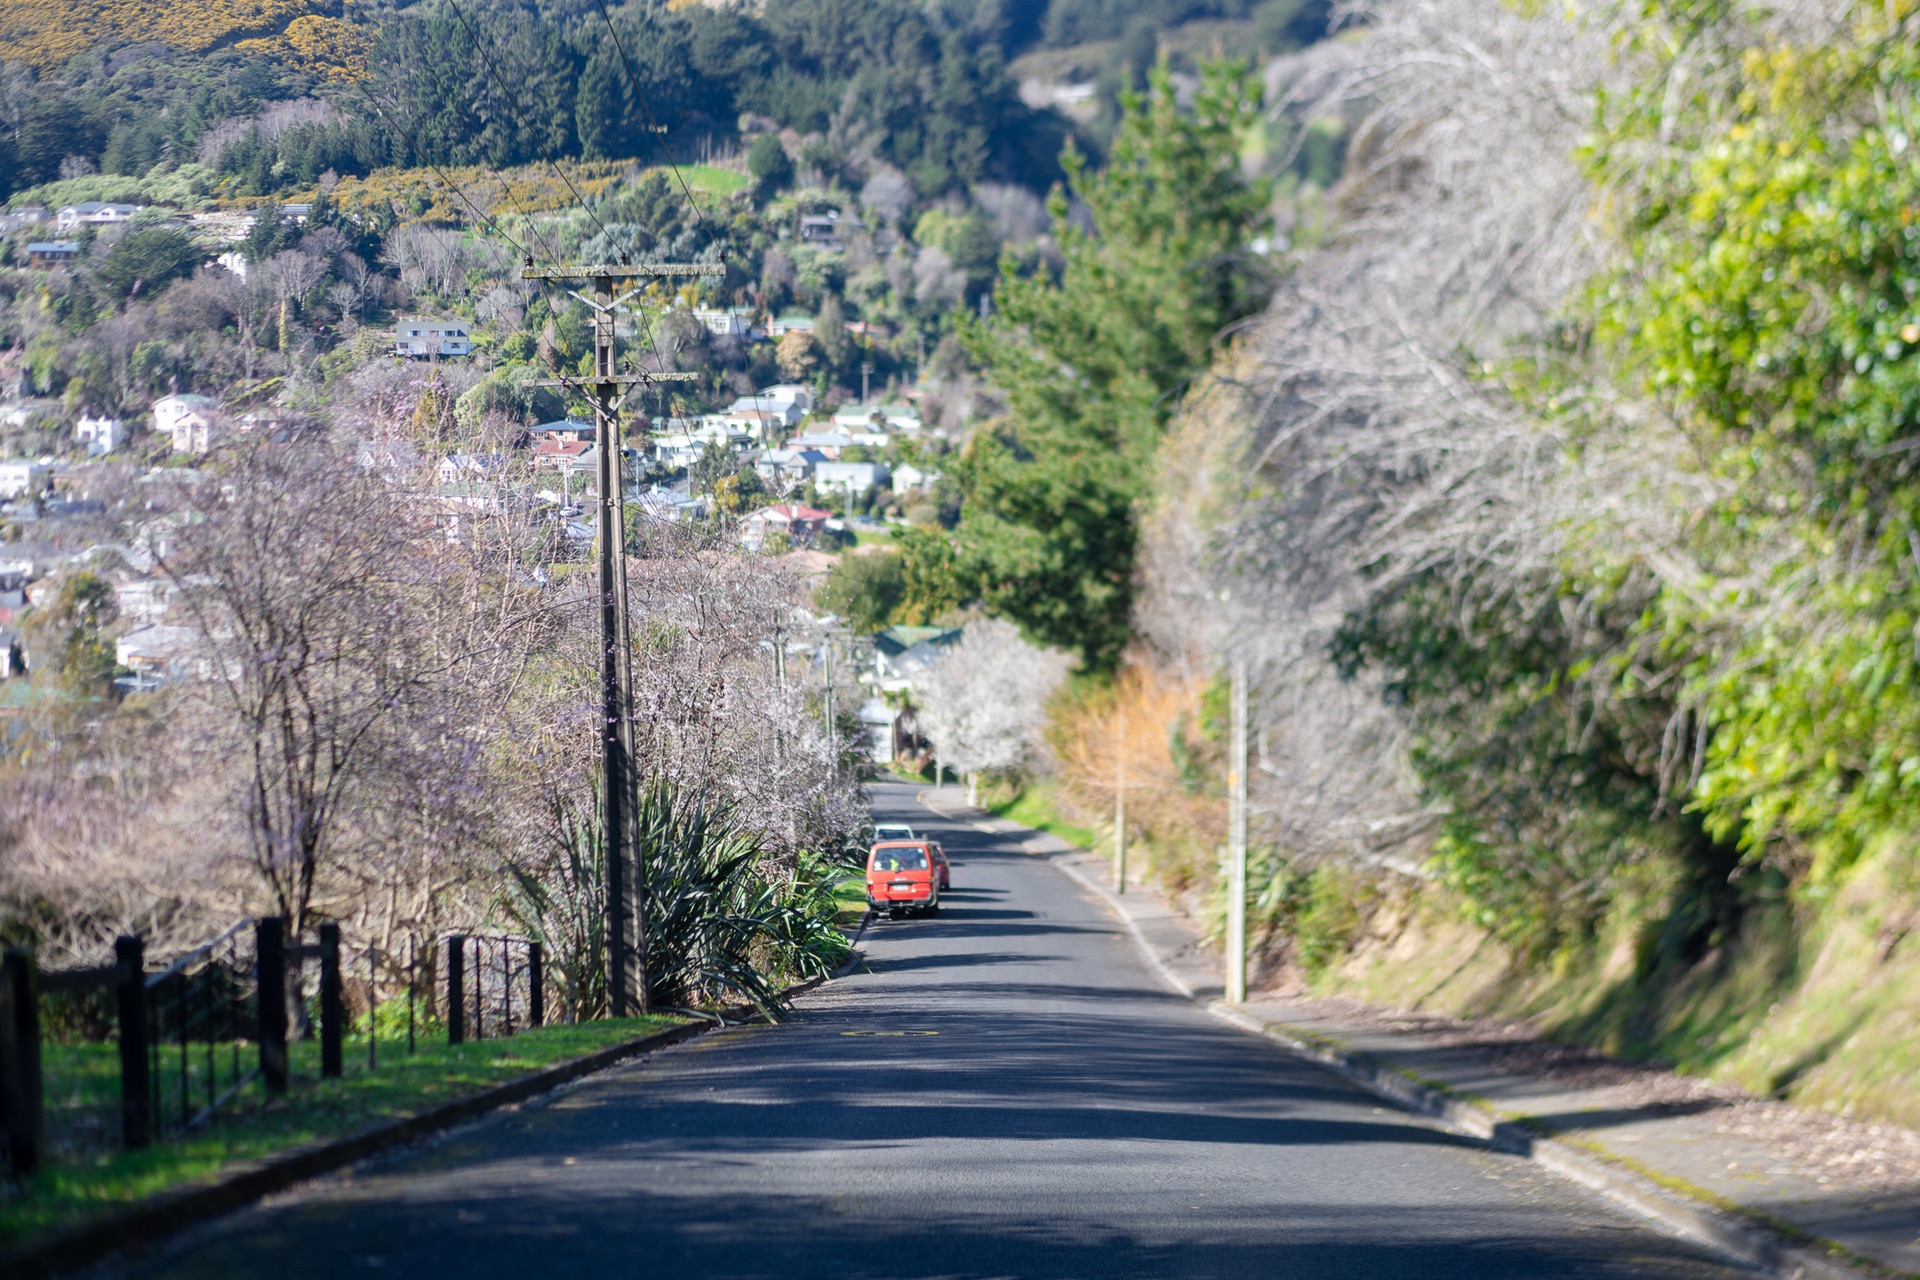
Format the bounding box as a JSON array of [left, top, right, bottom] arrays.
[[0, 0, 321, 68]]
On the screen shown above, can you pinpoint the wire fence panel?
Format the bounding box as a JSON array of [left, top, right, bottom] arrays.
[[1, 921, 557, 1186]]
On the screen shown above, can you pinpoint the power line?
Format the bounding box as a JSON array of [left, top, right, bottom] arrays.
[[356, 88, 530, 258], [583, 0, 722, 246], [440, 0, 625, 262], [397, 17, 565, 265]]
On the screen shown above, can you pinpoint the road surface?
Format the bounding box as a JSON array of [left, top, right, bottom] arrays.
[[116, 781, 1745, 1278]]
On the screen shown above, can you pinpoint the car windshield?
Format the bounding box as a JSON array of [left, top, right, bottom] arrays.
[[872, 848, 928, 871]]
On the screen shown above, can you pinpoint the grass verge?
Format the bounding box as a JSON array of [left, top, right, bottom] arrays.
[[985, 779, 1103, 851], [0, 1017, 680, 1249]]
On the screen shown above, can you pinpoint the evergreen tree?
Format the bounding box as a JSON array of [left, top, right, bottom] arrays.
[[940, 60, 1270, 670]]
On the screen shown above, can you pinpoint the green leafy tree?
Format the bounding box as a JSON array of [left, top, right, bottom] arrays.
[[21, 570, 117, 698], [942, 59, 1270, 670], [94, 228, 199, 301], [747, 133, 794, 193], [817, 550, 908, 634]]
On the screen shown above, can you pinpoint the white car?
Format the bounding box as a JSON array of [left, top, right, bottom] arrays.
[[873, 822, 916, 842]]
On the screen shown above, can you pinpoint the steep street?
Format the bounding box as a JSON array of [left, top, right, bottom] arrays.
[[115, 782, 1743, 1279]]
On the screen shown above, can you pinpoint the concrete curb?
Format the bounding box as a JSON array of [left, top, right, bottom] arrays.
[[1049, 852, 1197, 1000], [2, 1020, 710, 1280], [1207, 1004, 1882, 1280], [922, 791, 1888, 1280]]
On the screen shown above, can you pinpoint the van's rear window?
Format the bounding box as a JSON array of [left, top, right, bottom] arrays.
[[871, 849, 928, 871]]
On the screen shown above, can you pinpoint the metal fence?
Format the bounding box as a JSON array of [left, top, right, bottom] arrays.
[[0, 922, 555, 1184], [0, 917, 350, 1180], [443, 934, 544, 1045]]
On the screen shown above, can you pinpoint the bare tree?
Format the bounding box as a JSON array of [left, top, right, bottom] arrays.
[[157, 444, 459, 936]]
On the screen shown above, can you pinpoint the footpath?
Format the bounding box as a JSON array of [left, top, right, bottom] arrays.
[[919, 785, 1920, 1280]]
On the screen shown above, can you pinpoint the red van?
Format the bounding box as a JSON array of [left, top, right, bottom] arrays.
[[868, 841, 941, 918]]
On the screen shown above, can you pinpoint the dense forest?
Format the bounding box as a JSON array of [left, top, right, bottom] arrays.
[[0, 0, 1327, 202]]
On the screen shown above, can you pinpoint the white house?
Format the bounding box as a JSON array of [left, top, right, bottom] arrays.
[[437, 453, 507, 483], [759, 384, 814, 414], [790, 430, 853, 457], [691, 306, 760, 340], [767, 312, 816, 337], [724, 394, 806, 429], [0, 461, 50, 499], [892, 463, 942, 491], [634, 490, 707, 522], [156, 396, 223, 454], [76, 414, 124, 456], [706, 416, 787, 450], [395, 318, 473, 359], [115, 624, 205, 684], [55, 202, 143, 232], [833, 401, 923, 432], [814, 460, 889, 494], [115, 578, 176, 626]]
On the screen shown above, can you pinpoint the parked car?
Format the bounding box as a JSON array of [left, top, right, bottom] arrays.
[[867, 841, 940, 918], [929, 841, 951, 890]]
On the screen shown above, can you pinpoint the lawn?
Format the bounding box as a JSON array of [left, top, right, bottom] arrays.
[[988, 780, 1102, 852], [1, 1017, 680, 1249], [832, 877, 870, 928]]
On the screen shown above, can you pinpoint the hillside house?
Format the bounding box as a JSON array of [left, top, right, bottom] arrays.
[[754, 448, 827, 490], [355, 440, 424, 478], [25, 241, 79, 266], [153, 393, 218, 436], [55, 202, 143, 232], [692, 306, 760, 339], [395, 319, 473, 359], [533, 438, 594, 471], [742, 503, 832, 549], [814, 460, 889, 494], [799, 210, 845, 250], [892, 463, 942, 491], [437, 453, 507, 483], [767, 312, 815, 337], [154, 393, 221, 454], [832, 401, 924, 432], [789, 430, 852, 458], [115, 624, 206, 685], [725, 394, 806, 429], [531, 418, 595, 443], [0, 461, 49, 499], [869, 624, 963, 687], [76, 414, 124, 455]]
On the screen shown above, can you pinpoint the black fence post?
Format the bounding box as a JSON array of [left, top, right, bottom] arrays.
[[528, 942, 544, 1029], [0, 948, 42, 1177], [446, 936, 465, 1046], [257, 918, 288, 1095], [318, 923, 342, 1080], [115, 935, 151, 1149]]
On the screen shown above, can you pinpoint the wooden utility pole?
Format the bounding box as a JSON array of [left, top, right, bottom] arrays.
[[1226, 659, 1249, 1004], [1114, 708, 1126, 895], [523, 259, 719, 1017]]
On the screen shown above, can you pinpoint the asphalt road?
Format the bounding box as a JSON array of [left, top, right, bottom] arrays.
[[113, 781, 1747, 1279]]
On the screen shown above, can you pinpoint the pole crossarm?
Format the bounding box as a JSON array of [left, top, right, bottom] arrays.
[[521, 262, 726, 280], [525, 373, 700, 387]]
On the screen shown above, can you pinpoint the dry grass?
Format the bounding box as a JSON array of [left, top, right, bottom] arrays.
[[1048, 662, 1224, 892]]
